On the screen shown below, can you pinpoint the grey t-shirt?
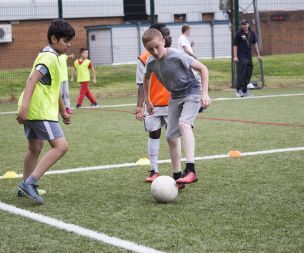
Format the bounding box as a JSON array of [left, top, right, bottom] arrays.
[[145, 48, 202, 99]]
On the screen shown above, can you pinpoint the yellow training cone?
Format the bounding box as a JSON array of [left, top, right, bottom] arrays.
[[3, 171, 19, 179], [136, 158, 151, 166], [228, 149, 242, 158], [38, 189, 46, 195]]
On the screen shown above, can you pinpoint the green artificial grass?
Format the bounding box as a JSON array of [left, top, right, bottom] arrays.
[[1, 54, 303, 102], [0, 87, 303, 252]]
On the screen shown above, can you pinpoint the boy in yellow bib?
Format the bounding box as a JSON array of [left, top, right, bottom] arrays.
[[16, 19, 75, 204], [71, 48, 98, 108]]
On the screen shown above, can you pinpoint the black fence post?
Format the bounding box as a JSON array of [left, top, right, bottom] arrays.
[[58, 0, 63, 18], [150, 0, 155, 25]]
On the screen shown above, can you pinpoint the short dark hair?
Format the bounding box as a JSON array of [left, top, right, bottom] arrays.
[[47, 19, 75, 44], [182, 25, 191, 33], [149, 23, 167, 31], [79, 48, 88, 55]]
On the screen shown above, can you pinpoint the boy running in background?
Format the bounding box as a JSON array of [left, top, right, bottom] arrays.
[[17, 19, 75, 204], [142, 29, 211, 186], [135, 23, 172, 183], [58, 53, 74, 114], [71, 48, 99, 108]]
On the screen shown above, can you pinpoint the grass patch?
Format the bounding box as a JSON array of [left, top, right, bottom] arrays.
[[1, 54, 303, 102], [0, 88, 303, 252]]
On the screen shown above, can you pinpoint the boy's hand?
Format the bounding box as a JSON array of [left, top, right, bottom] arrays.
[[135, 106, 144, 120], [70, 78, 74, 82], [16, 107, 28, 124], [92, 78, 96, 85], [60, 112, 71, 125], [201, 94, 211, 109], [145, 101, 154, 115]]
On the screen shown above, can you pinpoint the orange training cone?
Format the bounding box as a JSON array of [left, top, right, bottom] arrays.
[[228, 149, 242, 158]]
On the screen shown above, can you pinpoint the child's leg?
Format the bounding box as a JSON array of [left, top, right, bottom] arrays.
[[167, 137, 181, 173], [19, 122, 67, 204], [148, 129, 161, 173], [176, 95, 201, 184], [31, 137, 68, 180], [85, 86, 97, 104], [143, 129, 161, 182], [166, 98, 183, 177], [23, 138, 43, 181], [77, 83, 88, 106], [179, 122, 195, 163]]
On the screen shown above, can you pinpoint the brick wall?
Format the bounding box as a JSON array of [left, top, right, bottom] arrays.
[[242, 10, 304, 55], [0, 17, 124, 69], [1, 10, 303, 69]]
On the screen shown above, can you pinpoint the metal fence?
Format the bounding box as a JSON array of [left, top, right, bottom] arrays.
[[0, 0, 303, 102]]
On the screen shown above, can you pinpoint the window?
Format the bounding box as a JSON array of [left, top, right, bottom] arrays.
[[202, 13, 214, 21], [174, 14, 186, 23]]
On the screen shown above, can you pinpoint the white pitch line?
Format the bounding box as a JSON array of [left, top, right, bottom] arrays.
[[212, 92, 304, 101], [1, 93, 304, 116], [1, 146, 304, 180], [0, 202, 164, 253], [0, 103, 136, 115]]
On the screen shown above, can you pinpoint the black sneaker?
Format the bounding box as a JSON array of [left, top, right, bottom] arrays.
[[76, 104, 81, 109], [18, 182, 44, 204]]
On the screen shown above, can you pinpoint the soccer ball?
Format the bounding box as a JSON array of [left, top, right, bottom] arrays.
[[150, 176, 178, 203]]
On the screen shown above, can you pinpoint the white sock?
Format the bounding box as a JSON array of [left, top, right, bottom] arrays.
[[148, 138, 160, 173]]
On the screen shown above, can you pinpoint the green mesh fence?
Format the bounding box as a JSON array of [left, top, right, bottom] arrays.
[[0, 0, 303, 102]]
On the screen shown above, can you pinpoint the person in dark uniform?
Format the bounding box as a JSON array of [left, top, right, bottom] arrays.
[[233, 19, 262, 97]]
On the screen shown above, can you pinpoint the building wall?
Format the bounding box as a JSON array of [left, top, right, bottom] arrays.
[[88, 21, 231, 65], [0, 0, 124, 21], [242, 10, 304, 55], [145, 0, 304, 22], [0, 17, 124, 69], [0, 6, 303, 68]]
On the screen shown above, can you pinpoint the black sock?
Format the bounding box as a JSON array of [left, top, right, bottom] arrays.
[[186, 163, 195, 173], [173, 172, 182, 180]]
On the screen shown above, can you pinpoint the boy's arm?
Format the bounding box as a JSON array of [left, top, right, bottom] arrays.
[[135, 60, 145, 120], [59, 96, 71, 125], [135, 84, 145, 120], [143, 74, 154, 115], [67, 54, 75, 59], [91, 64, 96, 84], [16, 70, 42, 124], [183, 46, 197, 59], [190, 59, 211, 108], [71, 67, 75, 82]]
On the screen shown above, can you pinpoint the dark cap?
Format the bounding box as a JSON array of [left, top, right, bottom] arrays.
[[241, 19, 249, 25]]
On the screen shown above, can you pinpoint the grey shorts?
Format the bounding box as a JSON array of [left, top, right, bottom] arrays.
[[144, 115, 168, 132], [166, 94, 201, 140], [24, 120, 64, 140], [144, 106, 168, 132]]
